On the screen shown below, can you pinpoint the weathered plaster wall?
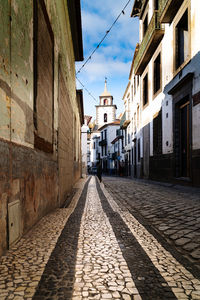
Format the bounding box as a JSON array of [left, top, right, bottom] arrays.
[[58, 69, 74, 206], [11, 143, 58, 231], [0, 1, 11, 141], [11, 0, 34, 147], [0, 0, 82, 256], [48, 0, 82, 199], [0, 139, 9, 256]]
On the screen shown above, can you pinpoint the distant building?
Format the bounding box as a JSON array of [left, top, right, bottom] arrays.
[[96, 79, 117, 127], [99, 120, 121, 174], [88, 80, 124, 174], [111, 128, 124, 175], [90, 128, 101, 167], [81, 116, 92, 177]]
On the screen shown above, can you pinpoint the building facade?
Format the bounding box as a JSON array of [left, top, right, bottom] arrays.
[[99, 121, 121, 174], [123, 0, 200, 186], [81, 116, 92, 177], [0, 0, 83, 256], [88, 81, 125, 173]]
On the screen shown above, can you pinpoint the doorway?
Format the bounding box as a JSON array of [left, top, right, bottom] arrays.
[[175, 98, 191, 178], [169, 72, 193, 181], [134, 143, 137, 177], [179, 101, 190, 177]]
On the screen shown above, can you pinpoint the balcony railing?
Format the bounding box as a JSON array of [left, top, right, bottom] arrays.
[[159, 0, 184, 23], [134, 11, 164, 75], [99, 139, 107, 146]]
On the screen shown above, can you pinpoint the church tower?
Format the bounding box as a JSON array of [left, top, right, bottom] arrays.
[[96, 79, 117, 128]]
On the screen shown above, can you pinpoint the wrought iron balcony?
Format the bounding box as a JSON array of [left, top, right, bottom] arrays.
[[134, 11, 164, 75], [159, 0, 184, 23], [99, 139, 107, 146]]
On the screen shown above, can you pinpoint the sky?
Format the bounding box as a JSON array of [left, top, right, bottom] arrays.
[[76, 0, 139, 121]]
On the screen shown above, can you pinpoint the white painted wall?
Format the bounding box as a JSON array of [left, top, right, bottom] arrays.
[[138, 0, 200, 155], [81, 123, 88, 177], [90, 132, 101, 165], [99, 124, 120, 159], [96, 105, 116, 127]]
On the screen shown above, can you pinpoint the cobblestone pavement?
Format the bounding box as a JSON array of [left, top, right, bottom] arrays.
[[0, 176, 200, 299], [0, 178, 87, 300], [71, 177, 141, 300], [103, 177, 200, 277]]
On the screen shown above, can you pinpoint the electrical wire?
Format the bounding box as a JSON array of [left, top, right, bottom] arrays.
[[76, 0, 132, 75], [76, 77, 98, 102]]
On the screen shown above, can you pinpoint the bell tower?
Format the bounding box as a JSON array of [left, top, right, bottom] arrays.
[[96, 78, 117, 128]]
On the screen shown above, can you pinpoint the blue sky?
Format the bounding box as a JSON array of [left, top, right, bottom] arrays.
[[76, 0, 139, 120]]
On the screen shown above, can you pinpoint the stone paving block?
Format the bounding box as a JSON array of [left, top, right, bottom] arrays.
[[0, 176, 200, 299]]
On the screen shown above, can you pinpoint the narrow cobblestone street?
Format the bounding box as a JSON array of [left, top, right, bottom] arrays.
[[0, 176, 200, 299]]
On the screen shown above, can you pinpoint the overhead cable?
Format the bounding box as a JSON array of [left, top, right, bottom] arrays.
[[76, 0, 132, 75], [76, 77, 98, 102]]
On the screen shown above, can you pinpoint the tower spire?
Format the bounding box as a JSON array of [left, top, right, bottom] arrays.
[[104, 77, 108, 93], [100, 77, 111, 96]]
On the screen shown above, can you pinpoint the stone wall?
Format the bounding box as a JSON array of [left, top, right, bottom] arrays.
[[0, 138, 58, 256], [0, 0, 83, 256]]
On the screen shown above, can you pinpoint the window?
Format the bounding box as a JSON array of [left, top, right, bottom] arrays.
[[128, 99, 130, 120], [137, 106, 140, 128], [104, 99, 108, 105], [101, 132, 103, 140], [143, 73, 148, 106], [128, 132, 130, 144], [134, 112, 136, 133], [154, 0, 159, 10], [134, 76, 136, 95], [34, 0, 54, 153], [132, 117, 134, 134], [131, 85, 133, 102], [138, 139, 140, 162], [153, 53, 161, 95], [137, 76, 139, 87], [175, 10, 189, 69], [153, 110, 162, 155], [143, 14, 148, 37], [101, 146, 103, 156], [104, 113, 107, 122], [131, 148, 134, 165], [104, 129, 107, 140]]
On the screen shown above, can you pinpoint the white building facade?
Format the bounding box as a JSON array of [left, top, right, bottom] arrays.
[[88, 80, 125, 174], [123, 0, 200, 186], [99, 121, 121, 174], [81, 116, 92, 176]]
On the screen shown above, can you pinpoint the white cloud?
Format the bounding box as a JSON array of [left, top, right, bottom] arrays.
[[83, 59, 131, 82], [77, 0, 139, 117], [82, 11, 109, 40]]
